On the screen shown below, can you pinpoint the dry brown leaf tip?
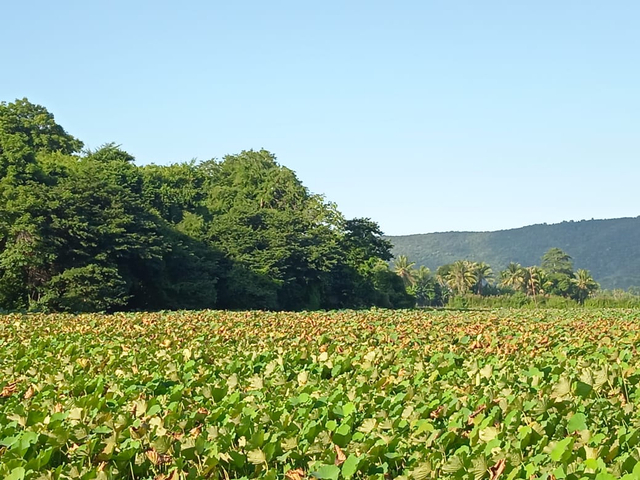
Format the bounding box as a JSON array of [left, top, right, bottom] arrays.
[[334, 444, 346, 465], [146, 448, 172, 466], [23, 385, 36, 399], [489, 458, 506, 480], [285, 468, 306, 480], [1, 381, 18, 398]]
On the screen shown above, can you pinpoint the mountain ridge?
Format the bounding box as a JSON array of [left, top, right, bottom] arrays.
[[385, 216, 640, 290]]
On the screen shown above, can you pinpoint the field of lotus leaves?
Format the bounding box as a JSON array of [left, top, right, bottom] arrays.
[[2, 309, 640, 480]]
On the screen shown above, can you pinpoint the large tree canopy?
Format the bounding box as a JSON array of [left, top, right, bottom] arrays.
[[0, 99, 411, 312]]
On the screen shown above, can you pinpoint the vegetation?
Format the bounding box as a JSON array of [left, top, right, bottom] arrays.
[[388, 248, 605, 308], [0, 99, 411, 312], [387, 217, 640, 291], [0, 98, 636, 312], [3, 309, 640, 479]]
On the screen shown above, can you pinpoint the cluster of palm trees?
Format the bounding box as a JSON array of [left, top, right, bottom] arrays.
[[499, 262, 598, 304], [435, 260, 494, 295], [392, 256, 445, 306], [392, 250, 600, 306]]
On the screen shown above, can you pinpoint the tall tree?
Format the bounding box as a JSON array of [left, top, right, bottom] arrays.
[[523, 266, 547, 304], [393, 255, 416, 287], [473, 262, 494, 295], [443, 260, 477, 295], [541, 248, 574, 276], [500, 262, 525, 292], [410, 266, 446, 307], [572, 269, 599, 304]]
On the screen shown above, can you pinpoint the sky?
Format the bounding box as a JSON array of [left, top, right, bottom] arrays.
[[2, 1, 638, 235]]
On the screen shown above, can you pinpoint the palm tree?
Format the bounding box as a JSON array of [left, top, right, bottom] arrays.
[[473, 262, 494, 295], [523, 266, 547, 305], [500, 262, 525, 292], [393, 255, 416, 287], [414, 265, 432, 285], [412, 266, 437, 307], [444, 260, 477, 295], [572, 269, 599, 304]]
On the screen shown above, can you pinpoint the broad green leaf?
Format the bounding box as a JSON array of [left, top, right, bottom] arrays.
[[342, 455, 360, 478], [567, 413, 587, 432], [6, 468, 26, 480], [312, 464, 341, 480], [550, 437, 574, 462]]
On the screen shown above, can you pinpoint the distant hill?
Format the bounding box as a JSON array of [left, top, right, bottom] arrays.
[[386, 217, 640, 290]]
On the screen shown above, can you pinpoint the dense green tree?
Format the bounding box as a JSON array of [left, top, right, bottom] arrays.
[[540, 247, 575, 297], [541, 248, 574, 276], [0, 99, 419, 312], [366, 259, 415, 308], [202, 150, 342, 310], [325, 218, 406, 309], [0, 98, 83, 181], [342, 218, 394, 267]]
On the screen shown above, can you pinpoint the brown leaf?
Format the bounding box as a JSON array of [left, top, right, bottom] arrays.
[[430, 405, 445, 419], [156, 471, 180, 480], [334, 444, 346, 465], [489, 459, 506, 480], [1, 381, 18, 398], [146, 448, 172, 466], [467, 404, 486, 424], [23, 385, 35, 400], [285, 468, 306, 480]]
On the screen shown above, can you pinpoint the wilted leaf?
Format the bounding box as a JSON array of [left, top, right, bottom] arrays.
[[286, 468, 306, 480], [247, 448, 266, 465], [488, 459, 506, 480], [334, 444, 346, 465]]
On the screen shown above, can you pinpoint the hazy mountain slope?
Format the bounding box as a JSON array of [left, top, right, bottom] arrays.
[[386, 217, 640, 290]]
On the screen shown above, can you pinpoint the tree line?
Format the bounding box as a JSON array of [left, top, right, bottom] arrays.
[[392, 247, 602, 308], [0, 99, 414, 313]]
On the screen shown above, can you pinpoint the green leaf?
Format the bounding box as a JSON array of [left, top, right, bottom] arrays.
[[342, 402, 356, 417], [342, 455, 360, 478], [6, 467, 26, 480], [312, 464, 341, 480], [409, 462, 432, 480], [550, 437, 574, 462], [567, 413, 587, 432]]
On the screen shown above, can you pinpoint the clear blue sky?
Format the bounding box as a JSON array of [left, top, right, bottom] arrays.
[[2, 1, 638, 235]]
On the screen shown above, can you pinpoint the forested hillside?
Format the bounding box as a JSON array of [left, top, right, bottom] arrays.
[[0, 99, 413, 312], [387, 217, 640, 290]]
